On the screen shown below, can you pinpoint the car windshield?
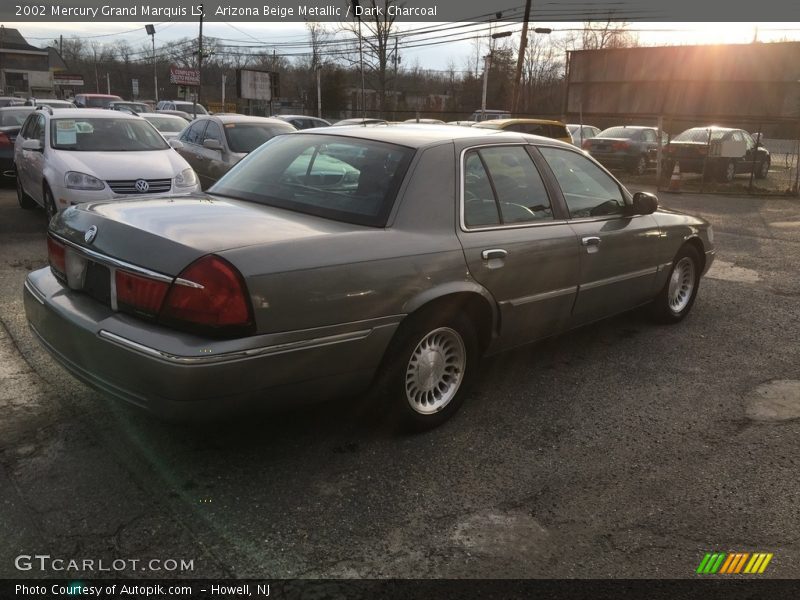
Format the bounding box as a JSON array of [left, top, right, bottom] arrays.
[[223, 122, 295, 153], [83, 96, 122, 108], [50, 117, 169, 151], [174, 102, 207, 115], [210, 134, 414, 227], [598, 127, 641, 139], [674, 128, 729, 143], [0, 108, 33, 126], [144, 115, 187, 132]]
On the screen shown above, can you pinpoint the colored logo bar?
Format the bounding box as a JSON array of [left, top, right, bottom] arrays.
[[696, 552, 773, 574]]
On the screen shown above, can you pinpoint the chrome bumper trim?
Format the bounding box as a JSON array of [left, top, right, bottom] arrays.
[[24, 279, 46, 304], [580, 267, 657, 292], [97, 328, 373, 365], [509, 285, 578, 307]]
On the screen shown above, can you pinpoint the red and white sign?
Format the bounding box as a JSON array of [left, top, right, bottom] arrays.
[[169, 67, 200, 87], [53, 73, 84, 86]]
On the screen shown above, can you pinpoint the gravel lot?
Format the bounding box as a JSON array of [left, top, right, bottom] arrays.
[[0, 184, 798, 579]]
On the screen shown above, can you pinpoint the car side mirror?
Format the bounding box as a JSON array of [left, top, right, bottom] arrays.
[[21, 139, 43, 152], [202, 138, 223, 151], [168, 139, 185, 150], [630, 191, 658, 215]]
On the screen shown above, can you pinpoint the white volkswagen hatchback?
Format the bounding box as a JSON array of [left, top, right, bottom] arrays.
[[14, 107, 199, 219]]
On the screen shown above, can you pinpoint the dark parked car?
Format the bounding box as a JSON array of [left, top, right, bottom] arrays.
[[174, 114, 295, 188], [275, 115, 331, 129], [583, 126, 667, 175], [25, 126, 715, 430], [0, 106, 35, 177], [664, 126, 770, 182], [109, 101, 151, 114]]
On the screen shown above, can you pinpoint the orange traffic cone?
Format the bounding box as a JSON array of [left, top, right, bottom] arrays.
[[667, 161, 682, 193]]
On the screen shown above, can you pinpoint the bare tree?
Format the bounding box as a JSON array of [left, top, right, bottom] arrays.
[[340, 0, 401, 114], [580, 20, 639, 50]]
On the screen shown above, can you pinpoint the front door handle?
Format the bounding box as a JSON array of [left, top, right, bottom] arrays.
[[581, 236, 602, 247], [481, 248, 508, 260]]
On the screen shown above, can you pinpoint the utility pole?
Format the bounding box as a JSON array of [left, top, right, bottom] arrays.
[[145, 25, 157, 102], [391, 37, 399, 121], [316, 65, 322, 118], [480, 54, 490, 121], [106, 72, 110, 94], [221, 73, 226, 108], [356, 2, 366, 120], [511, 0, 532, 115], [195, 3, 203, 117]]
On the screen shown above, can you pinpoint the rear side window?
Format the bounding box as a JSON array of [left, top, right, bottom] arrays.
[[539, 147, 625, 219], [463, 146, 553, 228]]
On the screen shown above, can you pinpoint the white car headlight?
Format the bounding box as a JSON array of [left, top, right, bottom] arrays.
[[64, 171, 105, 190], [174, 168, 198, 188]]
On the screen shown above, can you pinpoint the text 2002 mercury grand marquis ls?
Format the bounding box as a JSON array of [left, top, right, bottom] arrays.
[[24, 125, 715, 430]]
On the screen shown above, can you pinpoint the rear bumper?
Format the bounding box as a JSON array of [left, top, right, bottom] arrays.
[[24, 268, 400, 419]]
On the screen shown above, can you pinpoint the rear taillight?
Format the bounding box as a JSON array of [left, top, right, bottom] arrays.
[[582, 140, 591, 149], [159, 255, 254, 337], [115, 270, 170, 317], [47, 236, 66, 276], [612, 141, 631, 151], [0, 132, 11, 148]]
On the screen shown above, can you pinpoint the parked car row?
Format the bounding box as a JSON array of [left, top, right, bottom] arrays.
[[20, 122, 715, 430]]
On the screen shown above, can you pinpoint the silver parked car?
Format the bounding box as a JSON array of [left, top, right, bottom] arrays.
[[25, 125, 715, 430], [174, 114, 295, 189]]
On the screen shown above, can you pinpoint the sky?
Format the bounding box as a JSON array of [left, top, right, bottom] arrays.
[[11, 21, 800, 71]]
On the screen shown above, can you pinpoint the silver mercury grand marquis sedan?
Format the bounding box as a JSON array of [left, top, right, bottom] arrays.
[[24, 125, 715, 430]]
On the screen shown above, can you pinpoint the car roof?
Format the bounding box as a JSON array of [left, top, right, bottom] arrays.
[[137, 112, 183, 118], [601, 125, 652, 130], [277, 114, 328, 120], [684, 126, 737, 132], [476, 118, 567, 127], [195, 114, 290, 125], [295, 123, 576, 150], [41, 108, 141, 119], [77, 94, 122, 98]]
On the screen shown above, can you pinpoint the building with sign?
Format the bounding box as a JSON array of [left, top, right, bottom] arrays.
[[0, 27, 67, 98]]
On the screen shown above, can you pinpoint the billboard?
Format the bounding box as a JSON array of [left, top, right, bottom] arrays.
[[237, 69, 276, 101], [565, 42, 800, 120], [169, 67, 200, 86]]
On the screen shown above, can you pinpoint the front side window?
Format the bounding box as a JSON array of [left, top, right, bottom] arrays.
[[50, 118, 169, 151], [182, 120, 207, 145], [463, 145, 553, 228], [539, 147, 625, 219], [210, 134, 414, 227], [203, 121, 223, 144]]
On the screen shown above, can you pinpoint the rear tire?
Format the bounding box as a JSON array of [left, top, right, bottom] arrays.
[[375, 310, 478, 432], [649, 244, 702, 324], [630, 154, 647, 176], [16, 167, 35, 210], [719, 160, 735, 183]]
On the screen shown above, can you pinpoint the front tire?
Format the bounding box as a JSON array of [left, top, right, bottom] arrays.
[[755, 157, 770, 180], [43, 185, 57, 222], [377, 310, 478, 432], [649, 244, 702, 324]]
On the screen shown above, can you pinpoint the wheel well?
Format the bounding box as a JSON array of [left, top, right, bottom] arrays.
[[683, 237, 706, 272], [405, 293, 495, 354]]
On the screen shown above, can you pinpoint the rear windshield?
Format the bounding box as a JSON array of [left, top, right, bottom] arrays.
[[82, 96, 122, 108], [144, 115, 187, 132], [224, 122, 295, 153], [598, 127, 641, 139], [673, 128, 729, 143], [174, 102, 208, 115], [0, 108, 33, 126], [50, 117, 169, 151], [210, 134, 414, 227]]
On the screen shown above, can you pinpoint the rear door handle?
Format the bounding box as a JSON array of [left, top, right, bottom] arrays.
[[481, 248, 508, 260], [581, 236, 602, 247]]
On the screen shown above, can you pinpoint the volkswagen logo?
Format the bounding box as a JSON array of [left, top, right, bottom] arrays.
[[134, 179, 150, 193], [84, 225, 98, 244]]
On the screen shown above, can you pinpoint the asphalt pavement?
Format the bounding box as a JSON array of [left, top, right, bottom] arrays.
[[0, 184, 799, 579]]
